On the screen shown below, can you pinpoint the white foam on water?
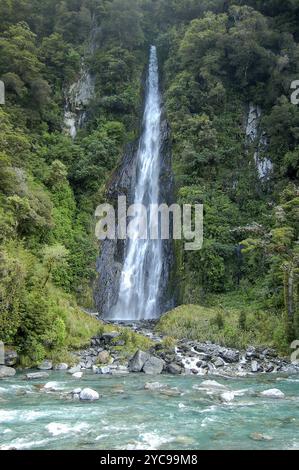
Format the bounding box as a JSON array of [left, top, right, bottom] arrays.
[[46, 422, 89, 437], [123, 431, 175, 450], [0, 437, 50, 450], [95, 434, 109, 441], [0, 409, 45, 423], [2, 428, 12, 434]]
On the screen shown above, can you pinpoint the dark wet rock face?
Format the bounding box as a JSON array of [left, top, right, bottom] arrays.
[[94, 114, 176, 319]]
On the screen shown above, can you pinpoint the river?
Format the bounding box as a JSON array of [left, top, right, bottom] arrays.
[[0, 372, 298, 450]]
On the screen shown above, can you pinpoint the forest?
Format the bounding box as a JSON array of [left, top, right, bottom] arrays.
[[0, 0, 298, 365]]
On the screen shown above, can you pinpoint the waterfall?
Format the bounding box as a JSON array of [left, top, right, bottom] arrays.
[[111, 46, 163, 321]]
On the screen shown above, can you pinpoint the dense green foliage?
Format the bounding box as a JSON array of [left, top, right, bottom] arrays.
[[0, 0, 298, 361]]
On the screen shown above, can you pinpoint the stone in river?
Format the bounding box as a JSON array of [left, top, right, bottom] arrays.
[[68, 365, 81, 375], [144, 382, 164, 391], [167, 363, 182, 375], [128, 350, 150, 372], [25, 372, 49, 380], [80, 388, 100, 401], [72, 372, 83, 379], [143, 356, 165, 375], [250, 433, 273, 441], [54, 363, 69, 371], [0, 366, 16, 379], [260, 388, 285, 399], [37, 360, 53, 370]]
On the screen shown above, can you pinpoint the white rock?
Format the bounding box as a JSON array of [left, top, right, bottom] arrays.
[[37, 360, 53, 371], [144, 382, 164, 391], [80, 388, 99, 401], [199, 380, 228, 390], [68, 365, 81, 375], [72, 372, 83, 379], [221, 391, 236, 402], [44, 382, 60, 391], [72, 388, 82, 394], [0, 366, 16, 378], [25, 372, 49, 380], [111, 369, 129, 376], [54, 363, 69, 371], [260, 388, 285, 399], [99, 366, 110, 375]]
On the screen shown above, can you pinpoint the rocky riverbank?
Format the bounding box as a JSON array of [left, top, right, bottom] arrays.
[[1, 321, 299, 380]]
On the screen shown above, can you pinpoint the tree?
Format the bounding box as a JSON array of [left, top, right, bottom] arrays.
[[42, 244, 69, 288]]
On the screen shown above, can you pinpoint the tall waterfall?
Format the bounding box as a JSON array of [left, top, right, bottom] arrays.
[[111, 46, 163, 321]]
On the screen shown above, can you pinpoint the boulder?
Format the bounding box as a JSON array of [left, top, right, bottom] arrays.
[[0, 366, 16, 379], [220, 348, 239, 363], [143, 356, 165, 375], [4, 350, 18, 367], [128, 350, 150, 372], [38, 360, 53, 370], [196, 380, 228, 391], [43, 382, 60, 391], [54, 363, 68, 371], [144, 382, 164, 391], [221, 391, 236, 402], [246, 346, 259, 359], [251, 360, 259, 373], [167, 363, 182, 375], [72, 372, 83, 379], [101, 332, 120, 344], [68, 365, 81, 375], [80, 388, 99, 401], [260, 388, 285, 399], [72, 388, 82, 394], [97, 350, 111, 365], [213, 357, 225, 368], [250, 433, 273, 442], [25, 372, 49, 380]]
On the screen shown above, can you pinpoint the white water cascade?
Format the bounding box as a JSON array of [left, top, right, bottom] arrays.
[[111, 46, 163, 321]]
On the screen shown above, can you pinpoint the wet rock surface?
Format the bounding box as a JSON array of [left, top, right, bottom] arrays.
[[69, 324, 299, 378], [0, 366, 16, 379]]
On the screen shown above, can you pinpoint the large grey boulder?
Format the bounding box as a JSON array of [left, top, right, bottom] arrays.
[[54, 363, 69, 371], [220, 348, 239, 363], [68, 365, 81, 375], [260, 389, 285, 399], [0, 366, 16, 379], [101, 332, 120, 344], [38, 360, 53, 370], [143, 356, 165, 375], [25, 372, 49, 380], [167, 363, 182, 375], [128, 350, 150, 372], [144, 382, 164, 391], [80, 388, 99, 401], [5, 350, 18, 367], [251, 360, 259, 373]]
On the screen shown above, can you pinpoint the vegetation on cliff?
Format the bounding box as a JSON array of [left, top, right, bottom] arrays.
[[0, 0, 298, 362]]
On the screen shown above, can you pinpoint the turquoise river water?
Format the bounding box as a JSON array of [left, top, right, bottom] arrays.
[[0, 371, 298, 450]]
